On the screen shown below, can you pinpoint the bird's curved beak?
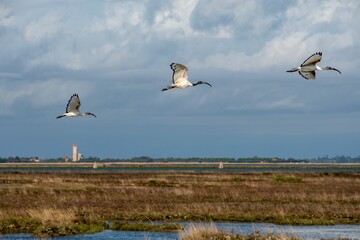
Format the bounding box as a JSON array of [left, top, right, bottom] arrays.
[[329, 67, 341, 74], [86, 112, 96, 118], [203, 81, 212, 87]]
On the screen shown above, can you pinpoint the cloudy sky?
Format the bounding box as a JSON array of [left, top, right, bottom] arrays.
[[0, 0, 359, 159]]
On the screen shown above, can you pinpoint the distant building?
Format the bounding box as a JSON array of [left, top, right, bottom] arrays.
[[73, 144, 78, 161], [30, 157, 41, 163]]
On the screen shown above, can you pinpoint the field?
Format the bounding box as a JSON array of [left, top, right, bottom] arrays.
[[0, 170, 360, 237]]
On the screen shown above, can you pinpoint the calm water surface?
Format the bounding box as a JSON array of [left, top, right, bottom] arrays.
[[2, 222, 360, 240], [1, 166, 360, 173]]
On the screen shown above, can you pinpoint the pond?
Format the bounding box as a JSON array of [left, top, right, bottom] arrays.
[[2, 222, 360, 240]]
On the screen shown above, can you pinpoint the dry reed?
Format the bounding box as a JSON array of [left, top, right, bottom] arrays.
[[0, 171, 359, 234]]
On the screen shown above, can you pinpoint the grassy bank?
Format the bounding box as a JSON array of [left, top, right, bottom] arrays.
[[0, 171, 360, 236], [181, 225, 300, 240]]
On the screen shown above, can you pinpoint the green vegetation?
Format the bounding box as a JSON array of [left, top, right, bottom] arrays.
[[275, 175, 302, 183], [33, 223, 104, 237], [112, 222, 183, 232], [0, 171, 360, 237], [0, 217, 42, 234]]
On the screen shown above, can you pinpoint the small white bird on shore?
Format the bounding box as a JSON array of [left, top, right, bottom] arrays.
[[56, 93, 96, 119], [287, 52, 341, 80], [162, 63, 212, 91]]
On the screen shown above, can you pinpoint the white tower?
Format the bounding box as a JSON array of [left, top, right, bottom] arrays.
[[72, 144, 78, 161]]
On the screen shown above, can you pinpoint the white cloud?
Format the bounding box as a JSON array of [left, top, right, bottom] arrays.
[[256, 97, 305, 111], [28, 49, 84, 70], [91, 0, 199, 39], [24, 12, 62, 43], [190, 0, 277, 38], [192, 0, 359, 72], [0, 79, 92, 116]]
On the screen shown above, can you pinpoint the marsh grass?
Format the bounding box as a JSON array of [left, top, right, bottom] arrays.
[[180, 224, 300, 240], [274, 175, 302, 183], [112, 222, 183, 232], [0, 171, 360, 236]]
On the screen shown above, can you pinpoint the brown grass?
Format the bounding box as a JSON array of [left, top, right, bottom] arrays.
[[180, 224, 300, 240], [0, 171, 360, 228]]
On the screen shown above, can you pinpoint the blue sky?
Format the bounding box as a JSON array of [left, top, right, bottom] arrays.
[[0, 0, 359, 159]]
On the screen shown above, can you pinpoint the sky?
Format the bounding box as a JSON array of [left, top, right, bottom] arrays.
[[0, 0, 359, 159]]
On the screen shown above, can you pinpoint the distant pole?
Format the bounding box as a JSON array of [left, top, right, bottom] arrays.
[[72, 144, 78, 161]]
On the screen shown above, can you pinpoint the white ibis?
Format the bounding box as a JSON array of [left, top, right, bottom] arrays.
[[162, 63, 212, 91], [287, 52, 341, 80], [56, 93, 96, 119]]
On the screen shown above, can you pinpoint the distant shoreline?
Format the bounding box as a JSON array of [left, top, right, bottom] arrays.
[[1, 161, 360, 168]]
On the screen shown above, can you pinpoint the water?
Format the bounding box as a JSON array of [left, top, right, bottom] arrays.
[[1, 222, 360, 240], [1, 165, 360, 173]]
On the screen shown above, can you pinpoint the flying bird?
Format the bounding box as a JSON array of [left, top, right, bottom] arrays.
[[56, 93, 96, 119], [286, 52, 341, 80], [162, 63, 212, 91]]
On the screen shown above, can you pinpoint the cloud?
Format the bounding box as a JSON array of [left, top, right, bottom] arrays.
[[256, 97, 305, 111], [190, 0, 278, 38], [0, 3, 15, 27], [28, 48, 85, 70], [24, 12, 62, 43], [191, 0, 359, 71], [0, 78, 92, 116]]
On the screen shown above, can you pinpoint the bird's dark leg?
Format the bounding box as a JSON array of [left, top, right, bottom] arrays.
[[286, 68, 299, 72], [162, 86, 175, 91]]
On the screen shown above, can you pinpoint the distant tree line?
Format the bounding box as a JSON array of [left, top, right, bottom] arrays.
[[1, 155, 360, 163]]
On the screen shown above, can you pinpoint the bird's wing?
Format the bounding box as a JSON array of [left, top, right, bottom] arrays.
[[170, 63, 188, 83], [66, 94, 81, 113], [299, 71, 316, 80], [301, 52, 322, 67]]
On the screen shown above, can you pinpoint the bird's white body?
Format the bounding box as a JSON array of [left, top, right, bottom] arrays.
[[56, 93, 96, 119], [63, 112, 79, 117], [169, 77, 193, 89], [287, 52, 341, 80], [162, 63, 212, 91], [300, 64, 321, 72]]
